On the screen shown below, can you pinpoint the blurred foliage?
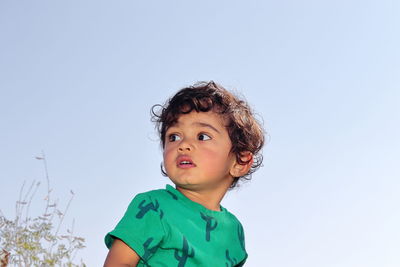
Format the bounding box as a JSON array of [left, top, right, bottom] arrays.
[[0, 154, 85, 267]]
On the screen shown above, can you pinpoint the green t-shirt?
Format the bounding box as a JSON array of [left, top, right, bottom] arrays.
[[105, 185, 247, 266]]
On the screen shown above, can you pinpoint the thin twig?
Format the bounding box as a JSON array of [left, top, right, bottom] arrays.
[[54, 193, 74, 237], [40, 151, 51, 218], [24, 180, 40, 226]]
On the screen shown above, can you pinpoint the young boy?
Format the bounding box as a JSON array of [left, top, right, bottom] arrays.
[[104, 81, 264, 267]]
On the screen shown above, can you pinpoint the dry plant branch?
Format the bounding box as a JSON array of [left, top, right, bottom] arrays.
[[0, 153, 86, 267]]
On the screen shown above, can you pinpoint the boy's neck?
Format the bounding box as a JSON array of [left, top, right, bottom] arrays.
[[175, 184, 230, 211]]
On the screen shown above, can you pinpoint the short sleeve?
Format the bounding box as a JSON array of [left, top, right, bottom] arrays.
[[105, 193, 165, 262]]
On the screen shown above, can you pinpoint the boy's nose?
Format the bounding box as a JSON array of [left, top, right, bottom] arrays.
[[178, 141, 192, 152], [178, 146, 191, 152]]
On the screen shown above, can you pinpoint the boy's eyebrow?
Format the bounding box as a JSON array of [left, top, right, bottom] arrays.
[[192, 122, 220, 133]]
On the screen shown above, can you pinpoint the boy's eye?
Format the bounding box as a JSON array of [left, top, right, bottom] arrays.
[[168, 134, 181, 142], [198, 133, 211, 141]]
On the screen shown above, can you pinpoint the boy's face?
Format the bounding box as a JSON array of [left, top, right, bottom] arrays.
[[163, 111, 236, 191]]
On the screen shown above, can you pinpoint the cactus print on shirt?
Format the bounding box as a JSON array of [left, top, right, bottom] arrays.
[[105, 185, 247, 266]]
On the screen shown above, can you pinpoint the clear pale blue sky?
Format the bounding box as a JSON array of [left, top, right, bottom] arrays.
[[1, 1, 399, 266]]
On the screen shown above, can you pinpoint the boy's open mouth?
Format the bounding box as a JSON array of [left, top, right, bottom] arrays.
[[177, 156, 196, 168]]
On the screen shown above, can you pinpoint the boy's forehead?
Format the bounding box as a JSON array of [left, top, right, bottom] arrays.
[[169, 111, 228, 129]]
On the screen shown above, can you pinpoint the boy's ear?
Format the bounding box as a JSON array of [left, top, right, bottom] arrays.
[[230, 152, 253, 178]]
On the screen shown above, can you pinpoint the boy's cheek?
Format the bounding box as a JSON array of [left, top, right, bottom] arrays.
[[163, 148, 175, 166], [201, 147, 228, 159], [163, 144, 172, 155]]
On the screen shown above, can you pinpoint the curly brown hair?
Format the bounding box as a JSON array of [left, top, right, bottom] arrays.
[[151, 81, 265, 188]]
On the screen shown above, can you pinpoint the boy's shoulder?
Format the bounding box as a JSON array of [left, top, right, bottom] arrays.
[[127, 185, 181, 212], [131, 185, 244, 225], [133, 185, 178, 201]]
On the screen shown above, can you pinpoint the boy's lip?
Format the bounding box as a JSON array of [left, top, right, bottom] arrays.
[[176, 155, 196, 168]]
